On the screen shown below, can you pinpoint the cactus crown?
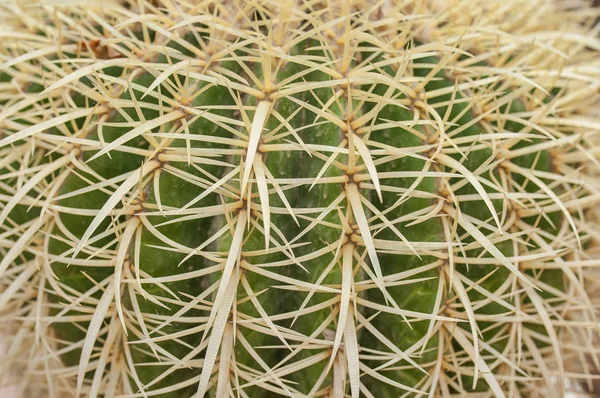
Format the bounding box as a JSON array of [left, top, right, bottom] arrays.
[[0, 0, 600, 397]]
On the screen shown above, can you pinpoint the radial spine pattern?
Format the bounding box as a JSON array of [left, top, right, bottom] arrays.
[[0, 0, 600, 397]]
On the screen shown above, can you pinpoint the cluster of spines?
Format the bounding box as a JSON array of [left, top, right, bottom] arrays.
[[0, 0, 599, 397]]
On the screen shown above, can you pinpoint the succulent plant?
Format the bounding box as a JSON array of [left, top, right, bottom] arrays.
[[1, 0, 600, 397]]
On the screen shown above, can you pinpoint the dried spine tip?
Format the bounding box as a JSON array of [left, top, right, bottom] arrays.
[[0, 1, 599, 398]]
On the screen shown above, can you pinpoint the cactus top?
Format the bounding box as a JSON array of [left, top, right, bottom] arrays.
[[0, 1, 599, 397]]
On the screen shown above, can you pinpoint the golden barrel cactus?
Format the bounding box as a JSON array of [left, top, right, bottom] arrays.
[[0, 0, 599, 397]]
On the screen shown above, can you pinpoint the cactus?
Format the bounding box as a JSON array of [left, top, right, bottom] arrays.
[[0, 0, 600, 397]]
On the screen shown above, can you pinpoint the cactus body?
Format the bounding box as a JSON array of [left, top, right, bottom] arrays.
[[0, 1, 600, 397]]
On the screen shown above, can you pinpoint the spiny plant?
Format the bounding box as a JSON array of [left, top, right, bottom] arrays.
[[0, 0, 599, 397]]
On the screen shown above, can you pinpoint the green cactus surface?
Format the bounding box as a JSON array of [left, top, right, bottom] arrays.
[[0, 1, 600, 397]]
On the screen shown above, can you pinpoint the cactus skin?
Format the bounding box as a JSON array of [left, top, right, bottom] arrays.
[[1, 1, 600, 397]]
